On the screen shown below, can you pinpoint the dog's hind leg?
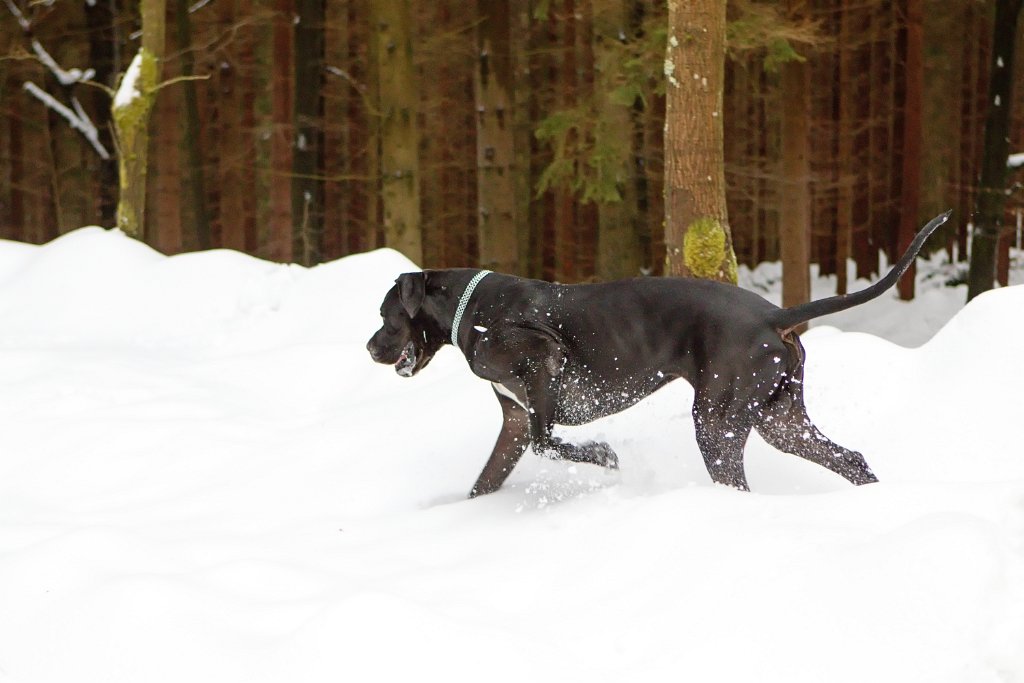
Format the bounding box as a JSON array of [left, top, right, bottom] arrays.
[[756, 388, 877, 486], [691, 394, 754, 491]]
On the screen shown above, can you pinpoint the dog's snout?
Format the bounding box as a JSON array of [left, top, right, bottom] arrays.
[[366, 338, 382, 361]]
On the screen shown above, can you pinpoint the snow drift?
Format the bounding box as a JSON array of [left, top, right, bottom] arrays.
[[0, 228, 1022, 682]]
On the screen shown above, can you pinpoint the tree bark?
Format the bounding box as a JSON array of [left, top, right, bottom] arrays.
[[836, 0, 855, 296], [594, 0, 643, 281], [113, 0, 165, 240], [371, 0, 423, 265], [321, 0, 349, 261], [663, 0, 736, 282], [779, 51, 811, 330], [967, 0, 1022, 301], [152, 60, 182, 254], [266, 0, 295, 261], [474, 0, 519, 273], [84, 0, 118, 227], [174, 0, 211, 250], [554, 0, 578, 282], [293, 0, 325, 265], [511, 0, 533, 276], [897, 0, 924, 300], [216, 0, 248, 253]]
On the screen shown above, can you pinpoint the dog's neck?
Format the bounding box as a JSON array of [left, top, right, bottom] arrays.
[[449, 270, 492, 346]]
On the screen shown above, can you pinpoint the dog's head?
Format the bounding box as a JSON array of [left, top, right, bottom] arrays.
[[366, 272, 447, 377]]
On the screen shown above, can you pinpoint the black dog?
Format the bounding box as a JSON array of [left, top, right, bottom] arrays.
[[368, 212, 950, 497]]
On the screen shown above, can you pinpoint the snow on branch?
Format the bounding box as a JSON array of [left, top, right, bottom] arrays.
[[1009, 153, 1024, 170], [23, 81, 111, 160], [112, 52, 143, 111], [2, 0, 29, 30], [31, 38, 94, 86], [3, 0, 112, 160]]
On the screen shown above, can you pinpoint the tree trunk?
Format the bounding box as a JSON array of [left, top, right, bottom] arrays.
[[152, 60, 182, 254], [474, 0, 519, 273], [512, 0, 533, 276], [836, 0, 855, 296], [967, 0, 1022, 301], [217, 0, 248, 253], [371, 0, 422, 265], [293, 0, 325, 265], [897, 0, 924, 300], [321, 0, 349, 261], [113, 0, 166, 240], [7, 87, 25, 242], [663, 0, 737, 282], [84, 0, 118, 227], [267, 0, 295, 261], [779, 51, 811, 331], [174, 0, 211, 250], [114, 0, 165, 241], [594, 0, 643, 281], [554, 0, 578, 282]]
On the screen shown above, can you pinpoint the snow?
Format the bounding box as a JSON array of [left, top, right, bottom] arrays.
[[113, 52, 144, 111], [2, 0, 30, 31], [22, 83, 110, 160], [30, 38, 94, 86], [1009, 152, 1024, 169], [1, 228, 1023, 682]]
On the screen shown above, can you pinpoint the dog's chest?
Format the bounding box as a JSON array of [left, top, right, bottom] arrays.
[[491, 381, 527, 409]]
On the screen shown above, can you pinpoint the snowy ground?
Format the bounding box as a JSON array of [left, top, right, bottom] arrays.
[[1, 228, 1022, 682]]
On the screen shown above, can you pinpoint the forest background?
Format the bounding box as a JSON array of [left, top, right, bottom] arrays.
[[0, 0, 1022, 298]]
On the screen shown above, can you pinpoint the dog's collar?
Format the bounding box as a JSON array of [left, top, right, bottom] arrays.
[[451, 270, 492, 345]]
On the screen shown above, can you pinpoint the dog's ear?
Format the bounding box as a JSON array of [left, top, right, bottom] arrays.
[[396, 272, 426, 317]]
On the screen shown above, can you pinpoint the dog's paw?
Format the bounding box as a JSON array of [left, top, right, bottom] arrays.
[[582, 441, 619, 470]]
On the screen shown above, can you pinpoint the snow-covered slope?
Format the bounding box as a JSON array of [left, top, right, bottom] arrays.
[[0, 228, 1021, 682]]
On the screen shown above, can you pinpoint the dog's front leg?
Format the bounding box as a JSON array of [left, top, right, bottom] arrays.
[[469, 390, 531, 498], [519, 355, 619, 469]]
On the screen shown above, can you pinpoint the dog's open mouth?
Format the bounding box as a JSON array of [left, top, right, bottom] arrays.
[[395, 341, 418, 377]]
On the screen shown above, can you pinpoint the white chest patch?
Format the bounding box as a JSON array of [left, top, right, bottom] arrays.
[[491, 382, 527, 410]]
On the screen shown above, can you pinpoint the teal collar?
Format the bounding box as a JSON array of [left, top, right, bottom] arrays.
[[450, 270, 492, 345]]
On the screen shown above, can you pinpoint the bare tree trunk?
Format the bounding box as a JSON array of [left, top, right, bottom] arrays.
[[152, 63, 182, 254], [512, 0, 534, 276], [174, 0, 211, 250], [594, 0, 643, 281], [836, 0, 855, 296], [554, 0, 578, 282], [293, 0, 325, 265], [663, 0, 737, 282], [474, 0, 519, 273], [371, 0, 422, 265], [779, 48, 811, 331], [113, 0, 166, 239], [321, 0, 349, 261], [897, 0, 924, 300], [358, 0, 381, 253], [7, 91, 25, 242], [84, 0, 118, 227], [217, 0, 247, 252], [967, 0, 1022, 300], [268, 0, 295, 261]]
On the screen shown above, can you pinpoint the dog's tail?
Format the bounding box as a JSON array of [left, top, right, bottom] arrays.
[[767, 210, 951, 332]]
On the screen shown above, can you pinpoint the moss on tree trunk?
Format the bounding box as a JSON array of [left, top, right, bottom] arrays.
[[112, 48, 159, 239], [683, 216, 737, 282]]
